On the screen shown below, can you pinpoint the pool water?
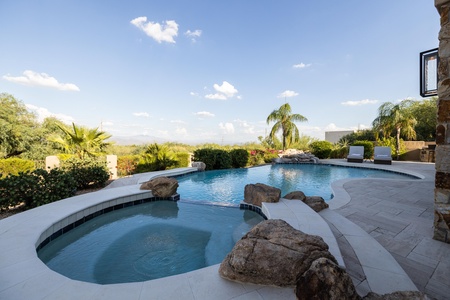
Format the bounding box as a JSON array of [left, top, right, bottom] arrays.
[[38, 201, 263, 284], [177, 164, 416, 206]]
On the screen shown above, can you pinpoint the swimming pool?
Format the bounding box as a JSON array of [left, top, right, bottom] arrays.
[[177, 164, 416, 206], [37, 201, 264, 284]]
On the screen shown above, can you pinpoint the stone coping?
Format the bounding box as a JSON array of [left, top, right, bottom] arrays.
[[0, 162, 429, 299]]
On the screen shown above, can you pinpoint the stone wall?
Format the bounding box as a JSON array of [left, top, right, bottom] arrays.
[[434, 0, 450, 243]]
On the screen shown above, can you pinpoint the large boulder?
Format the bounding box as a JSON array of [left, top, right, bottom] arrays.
[[140, 177, 178, 198], [296, 257, 359, 300], [219, 219, 336, 286], [192, 161, 206, 171], [284, 191, 329, 212], [244, 183, 281, 207]]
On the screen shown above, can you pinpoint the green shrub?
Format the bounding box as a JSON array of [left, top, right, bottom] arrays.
[[230, 149, 249, 168], [117, 155, 140, 176], [309, 141, 333, 159], [0, 168, 77, 210], [193, 148, 216, 170], [263, 150, 279, 163], [0, 158, 35, 178], [193, 148, 232, 170], [352, 140, 374, 159], [60, 157, 110, 189], [330, 146, 348, 159], [174, 152, 191, 168], [212, 150, 232, 169], [248, 150, 265, 166]]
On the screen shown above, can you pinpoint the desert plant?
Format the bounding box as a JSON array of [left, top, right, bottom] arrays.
[[0, 158, 35, 178], [309, 141, 333, 159], [230, 149, 249, 168], [352, 140, 374, 159]]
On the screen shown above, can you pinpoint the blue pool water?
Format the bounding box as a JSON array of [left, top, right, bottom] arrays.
[[38, 201, 263, 284], [177, 164, 416, 206]]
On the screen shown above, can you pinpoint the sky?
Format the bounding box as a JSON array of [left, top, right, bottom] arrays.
[[0, 0, 440, 145]]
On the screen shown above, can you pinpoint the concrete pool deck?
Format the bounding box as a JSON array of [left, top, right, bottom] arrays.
[[0, 160, 448, 299]]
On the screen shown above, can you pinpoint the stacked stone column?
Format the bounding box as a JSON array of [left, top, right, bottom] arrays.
[[435, 0, 450, 243]]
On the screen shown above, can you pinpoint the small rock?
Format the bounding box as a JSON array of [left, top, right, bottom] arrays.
[[192, 161, 206, 171], [244, 183, 281, 207], [140, 177, 178, 198]]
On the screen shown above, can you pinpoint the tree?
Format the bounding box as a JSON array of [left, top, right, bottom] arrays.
[[408, 97, 438, 141], [372, 100, 417, 160], [143, 143, 178, 170], [49, 123, 112, 159], [0, 93, 38, 158], [266, 103, 308, 151]]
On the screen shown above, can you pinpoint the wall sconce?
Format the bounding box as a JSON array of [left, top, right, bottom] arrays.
[[420, 48, 438, 97]]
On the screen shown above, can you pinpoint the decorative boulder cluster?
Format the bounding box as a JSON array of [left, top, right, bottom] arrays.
[[243, 183, 328, 213], [219, 220, 428, 300], [273, 149, 319, 164]]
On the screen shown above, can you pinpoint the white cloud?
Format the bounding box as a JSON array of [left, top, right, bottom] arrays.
[[194, 111, 215, 118], [190, 91, 199, 97], [292, 63, 312, 69], [25, 104, 75, 124], [214, 81, 238, 97], [130, 17, 178, 44], [133, 112, 149, 117], [205, 81, 238, 100], [185, 29, 202, 42], [277, 90, 298, 98], [324, 123, 347, 131], [341, 99, 378, 106], [170, 120, 186, 124], [219, 122, 235, 134], [3, 70, 80, 91], [102, 121, 114, 126], [205, 93, 227, 100]]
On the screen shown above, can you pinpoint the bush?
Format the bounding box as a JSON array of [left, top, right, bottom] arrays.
[[117, 155, 139, 176], [230, 149, 249, 168], [60, 157, 110, 189], [330, 146, 348, 159], [263, 149, 279, 163], [309, 141, 333, 159], [0, 168, 77, 210], [193, 148, 232, 170], [212, 150, 232, 169], [0, 158, 35, 178], [174, 152, 191, 168], [352, 140, 374, 159], [248, 150, 266, 166]]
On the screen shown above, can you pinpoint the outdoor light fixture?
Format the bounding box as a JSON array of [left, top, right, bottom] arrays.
[[420, 48, 438, 97]]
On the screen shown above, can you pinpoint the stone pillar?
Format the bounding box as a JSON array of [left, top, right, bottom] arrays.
[[45, 156, 60, 170], [435, 0, 450, 243], [106, 155, 118, 179]]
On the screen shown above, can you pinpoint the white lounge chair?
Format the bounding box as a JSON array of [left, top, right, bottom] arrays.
[[347, 146, 364, 163], [374, 146, 392, 165]]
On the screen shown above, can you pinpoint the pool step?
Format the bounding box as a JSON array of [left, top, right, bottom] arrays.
[[319, 209, 418, 295], [262, 198, 345, 268]]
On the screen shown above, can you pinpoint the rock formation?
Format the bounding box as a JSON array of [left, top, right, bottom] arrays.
[[192, 161, 206, 171], [218, 219, 337, 286], [273, 149, 319, 164], [140, 177, 178, 198], [243, 183, 281, 207], [284, 191, 329, 212], [296, 257, 359, 300]]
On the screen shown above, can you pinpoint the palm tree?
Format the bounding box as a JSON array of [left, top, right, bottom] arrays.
[[49, 123, 112, 159], [372, 100, 417, 160], [143, 143, 178, 170], [266, 103, 308, 151]]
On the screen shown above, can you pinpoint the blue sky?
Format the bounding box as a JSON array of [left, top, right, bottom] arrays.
[[0, 0, 440, 145]]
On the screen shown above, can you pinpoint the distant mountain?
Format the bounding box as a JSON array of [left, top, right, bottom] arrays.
[[109, 135, 168, 145]]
